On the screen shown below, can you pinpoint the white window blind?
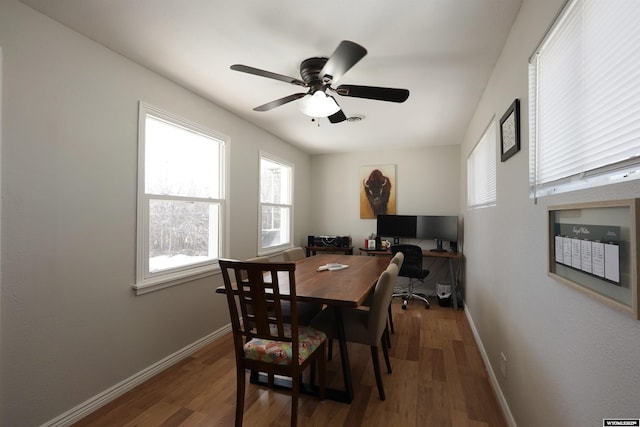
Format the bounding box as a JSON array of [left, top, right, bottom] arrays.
[[529, 0, 640, 197], [468, 119, 497, 209]]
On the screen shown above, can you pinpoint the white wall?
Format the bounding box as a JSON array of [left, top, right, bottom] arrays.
[[5, 0, 639, 425], [461, 0, 640, 425], [309, 146, 461, 297], [310, 145, 461, 248], [0, 1, 311, 425], [0, 45, 4, 417]]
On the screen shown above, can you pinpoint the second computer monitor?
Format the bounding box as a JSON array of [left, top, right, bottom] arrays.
[[416, 215, 458, 251]]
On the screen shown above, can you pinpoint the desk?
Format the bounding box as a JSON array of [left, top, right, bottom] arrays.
[[359, 248, 463, 310], [305, 245, 354, 257], [216, 254, 388, 403]]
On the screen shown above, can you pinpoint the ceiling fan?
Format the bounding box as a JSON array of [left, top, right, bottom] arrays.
[[230, 40, 410, 123]]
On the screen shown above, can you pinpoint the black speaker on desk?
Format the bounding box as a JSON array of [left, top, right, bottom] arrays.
[[308, 235, 350, 247]]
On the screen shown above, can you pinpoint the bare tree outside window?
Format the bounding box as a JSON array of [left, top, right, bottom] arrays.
[[259, 155, 292, 252], [136, 103, 226, 291]]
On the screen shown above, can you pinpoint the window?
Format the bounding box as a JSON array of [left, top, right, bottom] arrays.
[[529, 0, 640, 197], [136, 103, 227, 294], [467, 119, 497, 209], [259, 154, 292, 253]]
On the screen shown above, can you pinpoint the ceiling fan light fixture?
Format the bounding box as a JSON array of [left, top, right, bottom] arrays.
[[232, 41, 408, 122], [298, 91, 340, 117]]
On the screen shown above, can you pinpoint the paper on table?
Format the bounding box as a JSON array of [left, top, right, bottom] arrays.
[[317, 263, 349, 271]]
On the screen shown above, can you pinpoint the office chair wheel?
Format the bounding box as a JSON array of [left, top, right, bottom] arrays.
[[402, 299, 408, 310]]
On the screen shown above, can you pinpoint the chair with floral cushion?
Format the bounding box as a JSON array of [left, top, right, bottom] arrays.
[[219, 259, 327, 427]]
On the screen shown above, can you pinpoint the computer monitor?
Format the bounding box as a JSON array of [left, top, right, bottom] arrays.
[[376, 214, 417, 238], [416, 215, 458, 252]]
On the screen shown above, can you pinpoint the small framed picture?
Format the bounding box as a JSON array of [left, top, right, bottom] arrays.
[[500, 99, 521, 162]]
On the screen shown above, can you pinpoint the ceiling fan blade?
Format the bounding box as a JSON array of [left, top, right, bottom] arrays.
[[253, 93, 307, 112], [320, 40, 367, 85], [336, 85, 410, 103], [328, 110, 347, 123], [231, 64, 307, 87]]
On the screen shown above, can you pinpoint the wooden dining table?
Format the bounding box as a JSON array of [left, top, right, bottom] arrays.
[[216, 253, 389, 403]]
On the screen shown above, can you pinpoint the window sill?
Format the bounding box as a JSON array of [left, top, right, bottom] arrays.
[[258, 245, 293, 257], [133, 265, 220, 295]]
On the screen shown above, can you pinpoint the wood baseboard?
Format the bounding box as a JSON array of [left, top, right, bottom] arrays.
[[42, 324, 232, 427], [464, 308, 517, 427]]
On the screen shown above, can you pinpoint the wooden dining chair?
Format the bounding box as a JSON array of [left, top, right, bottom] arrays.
[[247, 254, 320, 325], [219, 259, 327, 427], [310, 262, 399, 400], [242, 255, 320, 385]]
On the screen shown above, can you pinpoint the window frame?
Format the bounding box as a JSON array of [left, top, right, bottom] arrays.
[[258, 152, 293, 255], [135, 102, 229, 295], [467, 118, 498, 209]]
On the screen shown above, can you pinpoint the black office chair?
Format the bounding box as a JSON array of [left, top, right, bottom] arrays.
[[390, 244, 430, 309]]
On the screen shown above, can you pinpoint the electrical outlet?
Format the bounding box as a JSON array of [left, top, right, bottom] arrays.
[[500, 352, 507, 378]]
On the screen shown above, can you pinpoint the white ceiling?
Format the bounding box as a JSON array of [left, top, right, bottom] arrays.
[[20, 0, 523, 154]]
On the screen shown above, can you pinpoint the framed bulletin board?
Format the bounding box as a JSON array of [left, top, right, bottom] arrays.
[[548, 199, 640, 319]]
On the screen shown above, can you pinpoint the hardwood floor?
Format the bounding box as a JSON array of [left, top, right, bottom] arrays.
[[73, 299, 507, 427]]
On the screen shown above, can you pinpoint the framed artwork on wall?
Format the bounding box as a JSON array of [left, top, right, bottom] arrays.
[[360, 165, 396, 219], [500, 98, 520, 162]]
